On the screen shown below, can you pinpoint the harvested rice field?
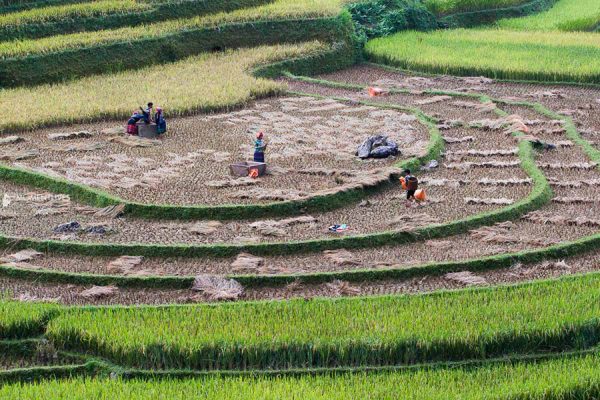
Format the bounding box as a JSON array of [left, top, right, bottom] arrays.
[[4, 97, 429, 206], [3, 0, 600, 395]]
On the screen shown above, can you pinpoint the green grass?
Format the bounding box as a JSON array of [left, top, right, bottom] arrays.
[[367, 0, 600, 83], [0, 300, 59, 339], [4, 352, 600, 398], [423, 0, 529, 15], [47, 273, 600, 370], [497, 0, 600, 31], [0, 0, 148, 26], [0, 0, 346, 59], [0, 41, 328, 133], [366, 29, 600, 83]]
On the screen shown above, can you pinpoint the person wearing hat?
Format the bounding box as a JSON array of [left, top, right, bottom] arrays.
[[403, 169, 418, 206], [253, 131, 267, 163]]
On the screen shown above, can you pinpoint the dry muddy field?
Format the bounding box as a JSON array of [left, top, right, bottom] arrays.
[[0, 97, 429, 206], [1, 64, 599, 305]]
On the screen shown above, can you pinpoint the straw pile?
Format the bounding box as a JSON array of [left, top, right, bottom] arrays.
[[48, 131, 92, 140], [0, 136, 23, 145], [325, 280, 360, 296], [523, 211, 600, 227], [465, 197, 514, 205], [106, 256, 144, 275], [323, 249, 359, 266], [443, 136, 474, 143], [80, 285, 118, 299], [444, 271, 487, 286], [191, 275, 244, 301], [189, 221, 223, 235], [477, 178, 532, 186], [538, 162, 598, 170], [446, 160, 520, 170]]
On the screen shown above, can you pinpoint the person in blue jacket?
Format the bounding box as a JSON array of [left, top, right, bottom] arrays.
[[154, 106, 167, 134], [140, 102, 153, 124], [126, 109, 143, 135], [254, 131, 267, 162]]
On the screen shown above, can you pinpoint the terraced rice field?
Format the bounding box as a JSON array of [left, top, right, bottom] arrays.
[[366, 0, 600, 83], [2, 0, 600, 396]]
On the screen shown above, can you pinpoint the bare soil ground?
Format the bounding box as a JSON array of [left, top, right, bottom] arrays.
[[0, 250, 597, 306], [1, 97, 428, 206], [0, 90, 538, 244], [0, 64, 599, 305]]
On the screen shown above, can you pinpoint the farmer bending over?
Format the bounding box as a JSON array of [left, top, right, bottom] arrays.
[[403, 169, 418, 206], [127, 109, 142, 135], [254, 131, 267, 163]]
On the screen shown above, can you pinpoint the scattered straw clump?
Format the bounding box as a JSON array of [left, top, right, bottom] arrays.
[[444, 271, 487, 286], [108, 135, 162, 148], [0, 136, 24, 145], [446, 160, 520, 170], [0, 149, 39, 161], [415, 95, 452, 105], [465, 197, 514, 205], [189, 221, 223, 236], [451, 100, 496, 112], [232, 188, 308, 201], [205, 177, 259, 189], [80, 285, 119, 299], [388, 213, 439, 230], [477, 178, 532, 186], [325, 280, 361, 297], [249, 216, 316, 237], [443, 136, 474, 143], [552, 197, 599, 204], [470, 222, 558, 247], [48, 131, 92, 140], [547, 178, 600, 188], [446, 149, 518, 157], [1, 249, 43, 263], [537, 162, 598, 170], [323, 249, 359, 266], [106, 256, 144, 275], [192, 275, 244, 301], [230, 253, 265, 273]]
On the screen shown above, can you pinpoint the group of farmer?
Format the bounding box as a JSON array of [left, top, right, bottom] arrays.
[[127, 102, 167, 136], [124, 107, 421, 205], [250, 131, 421, 206]]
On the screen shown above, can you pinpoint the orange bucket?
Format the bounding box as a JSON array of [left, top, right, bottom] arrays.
[[248, 168, 259, 179], [415, 189, 426, 202], [368, 87, 386, 97], [399, 177, 407, 190]]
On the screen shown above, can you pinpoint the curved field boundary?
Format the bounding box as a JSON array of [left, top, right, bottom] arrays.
[[1, 232, 598, 289], [437, 0, 558, 27], [0, 361, 105, 385], [0, 125, 545, 258], [0, 347, 598, 388], [365, 30, 600, 85], [0, 89, 550, 258], [0, 97, 440, 221], [0, 14, 352, 87], [1, 83, 597, 287], [0, 0, 272, 41], [43, 272, 600, 370], [370, 61, 600, 89]]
